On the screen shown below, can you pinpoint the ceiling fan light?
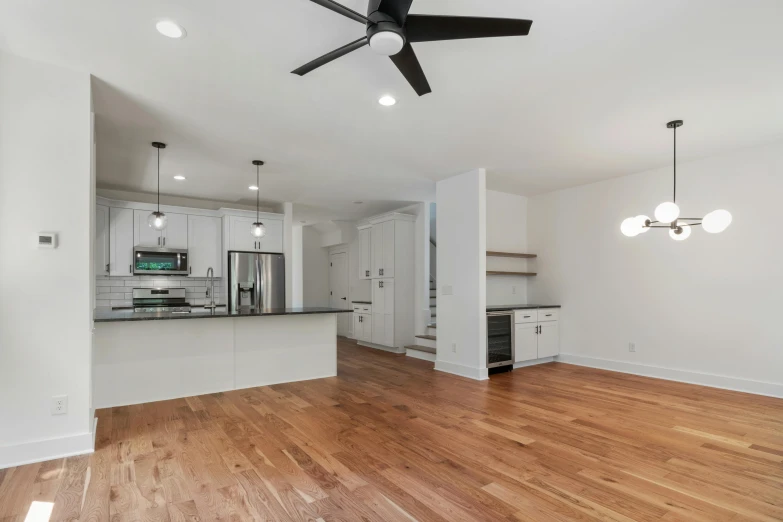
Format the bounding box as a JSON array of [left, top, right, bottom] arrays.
[[654, 201, 680, 224], [669, 225, 691, 241], [702, 209, 732, 233], [369, 31, 404, 56]]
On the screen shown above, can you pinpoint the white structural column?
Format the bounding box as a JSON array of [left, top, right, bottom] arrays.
[[413, 202, 432, 334], [283, 202, 294, 307], [435, 169, 488, 380], [291, 224, 304, 307]]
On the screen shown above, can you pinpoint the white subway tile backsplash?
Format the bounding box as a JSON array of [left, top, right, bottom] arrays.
[[95, 275, 223, 306]]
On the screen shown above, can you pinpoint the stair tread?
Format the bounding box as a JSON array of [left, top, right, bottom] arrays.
[[427, 323, 436, 328], [405, 345, 436, 354], [415, 334, 436, 341]]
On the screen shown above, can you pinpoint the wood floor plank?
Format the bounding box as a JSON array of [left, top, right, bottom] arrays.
[[2, 339, 782, 521]]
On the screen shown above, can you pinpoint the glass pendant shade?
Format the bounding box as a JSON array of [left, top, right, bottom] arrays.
[[621, 217, 640, 237], [148, 211, 167, 231], [251, 222, 266, 238], [669, 225, 691, 241], [635, 215, 651, 233], [654, 202, 680, 223], [702, 209, 732, 233]]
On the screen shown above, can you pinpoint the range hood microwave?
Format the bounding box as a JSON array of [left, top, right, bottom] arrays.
[[133, 247, 189, 276]]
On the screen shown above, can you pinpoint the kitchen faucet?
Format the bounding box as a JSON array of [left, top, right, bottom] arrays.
[[205, 267, 217, 309]]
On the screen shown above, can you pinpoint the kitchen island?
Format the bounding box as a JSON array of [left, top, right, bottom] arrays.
[[93, 307, 352, 408]]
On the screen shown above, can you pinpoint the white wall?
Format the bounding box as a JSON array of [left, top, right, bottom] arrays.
[[435, 170, 487, 380], [529, 139, 783, 397], [486, 190, 530, 305], [302, 226, 329, 307], [282, 202, 294, 307], [0, 51, 94, 467]]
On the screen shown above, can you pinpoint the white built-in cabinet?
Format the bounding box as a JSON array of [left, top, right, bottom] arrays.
[[358, 227, 372, 279], [354, 213, 415, 351], [352, 303, 373, 343], [188, 215, 222, 277], [227, 215, 283, 253], [134, 210, 188, 248], [95, 205, 110, 276], [109, 207, 134, 276], [514, 309, 560, 363]]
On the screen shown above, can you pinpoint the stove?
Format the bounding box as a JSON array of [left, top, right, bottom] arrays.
[[132, 288, 191, 313]]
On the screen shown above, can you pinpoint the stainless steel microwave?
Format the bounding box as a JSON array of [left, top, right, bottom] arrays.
[[133, 247, 189, 276]]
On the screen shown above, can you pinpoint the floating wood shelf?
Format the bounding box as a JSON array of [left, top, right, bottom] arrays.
[[487, 271, 537, 276], [486, 251, 537, 259]]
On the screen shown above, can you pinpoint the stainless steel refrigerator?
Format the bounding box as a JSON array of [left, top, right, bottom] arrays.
[[227, 251, 285, 312]]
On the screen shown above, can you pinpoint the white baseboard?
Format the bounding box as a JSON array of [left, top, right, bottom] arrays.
[[434, 360, 488, 381], [0, 430, 95, 470], [513, 356, 555, 369], [557, 353, 783, 398], [406, 348, 436, 362], [357, 341, 406, 354]]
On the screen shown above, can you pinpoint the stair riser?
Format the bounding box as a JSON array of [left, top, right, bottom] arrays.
[[427, 327, 437, 336], [415, 337, 436, 349], [406, 349, 436, 362]]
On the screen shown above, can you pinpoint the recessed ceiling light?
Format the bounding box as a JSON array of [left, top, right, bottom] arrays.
[[156, 20, 186, 39], [353, 201, 363, 204], [378, 95, 396, 107], [249, 185, 259, 191], [173, 175, 186, 181]]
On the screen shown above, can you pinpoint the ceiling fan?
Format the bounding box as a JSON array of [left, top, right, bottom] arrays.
[[292, 0, 533, 96]]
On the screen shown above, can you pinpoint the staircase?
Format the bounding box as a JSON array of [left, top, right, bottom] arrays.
[[405, 277, 438, 362]]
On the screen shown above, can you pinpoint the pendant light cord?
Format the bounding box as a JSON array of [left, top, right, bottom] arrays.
[[673, 124, 677, 204], [256, 164, 260, 223], [157, 146, 161, 212]]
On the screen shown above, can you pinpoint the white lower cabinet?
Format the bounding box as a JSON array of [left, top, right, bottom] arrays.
[[353, 313, 372, 343], [514, 311, 559, 362]]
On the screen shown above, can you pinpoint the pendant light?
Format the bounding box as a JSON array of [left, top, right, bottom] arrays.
[[148, 142, 168, 231], [250, 160, 266, 238], [621, 120, 732, 239]]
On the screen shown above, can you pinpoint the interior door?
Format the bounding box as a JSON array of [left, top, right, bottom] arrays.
[[329, 252, 349, 336], [163, 213, 188, 249], [514, 323, 538, 362], [538, 322, 560, 358], [95, 205, 109, 276]]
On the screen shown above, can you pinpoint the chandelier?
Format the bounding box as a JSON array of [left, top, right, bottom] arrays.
[[621, 120, 732, 240]]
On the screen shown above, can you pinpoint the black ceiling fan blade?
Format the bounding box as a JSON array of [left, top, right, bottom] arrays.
[[306, 0, 371, 24], [292, 37, 368, 76], [373, 0, 414, 26], [406, 15, 533, 43], [390, 43, 431, 96]]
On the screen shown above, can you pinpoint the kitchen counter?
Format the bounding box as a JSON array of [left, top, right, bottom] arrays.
[[351, 300, 372, 304], [486, 304, 561, 312], [94, 306, 352, 323]]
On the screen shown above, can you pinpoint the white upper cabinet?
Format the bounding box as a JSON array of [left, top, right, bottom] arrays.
[[188, 215, 222, 277], [134, 210, 187, 248], [228, 215, 283, 253], [164, 213, 188, 249], [358, 227, 371, 280], [95, 205, 110, 276], [371, 219, 395, 278], [109, 207, 134, 276]]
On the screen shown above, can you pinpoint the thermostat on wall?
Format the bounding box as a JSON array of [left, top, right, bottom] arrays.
[[38, 232, 58, 249]]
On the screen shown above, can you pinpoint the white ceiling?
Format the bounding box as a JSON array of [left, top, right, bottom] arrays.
[[1, 0, 782, 222]]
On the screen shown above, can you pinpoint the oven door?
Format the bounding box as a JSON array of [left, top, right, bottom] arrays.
[[133, 247, 189, 276]]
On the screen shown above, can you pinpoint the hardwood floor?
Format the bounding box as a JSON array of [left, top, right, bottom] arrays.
[[1, 338, 782, 521]]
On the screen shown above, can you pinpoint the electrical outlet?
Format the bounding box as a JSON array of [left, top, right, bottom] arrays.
[[451, 342, 457, 353], [628, 342, 636, 353], [51, 395, 68, 415]]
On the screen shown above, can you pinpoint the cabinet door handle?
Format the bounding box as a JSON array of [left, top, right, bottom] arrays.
[[105, 263, 109, 273], [189, 266, 192, 275], [157, 237, 160, 245], [380, 268, 384, 276], [129, 264, 132, 274], [365, 270, 369, 277], [163, 237, 166, 246]]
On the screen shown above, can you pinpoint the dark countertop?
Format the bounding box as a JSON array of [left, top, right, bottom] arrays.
[[95, 306, 353, 323], [486, 304, 561, 312], [351, 301, 372, 305]]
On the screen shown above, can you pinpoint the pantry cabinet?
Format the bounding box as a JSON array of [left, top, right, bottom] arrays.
[[358, 226, 372, 279], [371, 219, 395, 278], [371, 278, 395, 347]]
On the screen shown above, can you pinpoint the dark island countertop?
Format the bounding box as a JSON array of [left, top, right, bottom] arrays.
[[486, 304, 561, 312], [95, 306, 353, 323], [351, 301, 372, 305]]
